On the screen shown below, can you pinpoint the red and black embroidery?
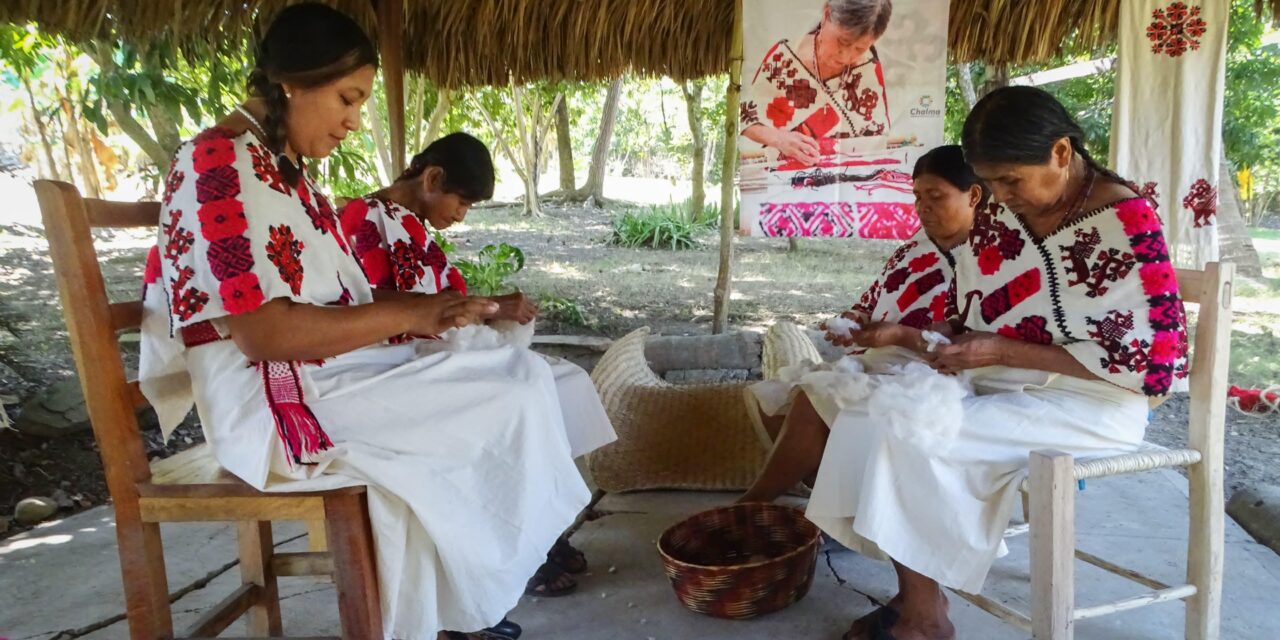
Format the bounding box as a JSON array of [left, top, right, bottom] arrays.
[[841, 70, 880, 122], [898, 307, 932, 329], [979, 268, 1042, 324], [162, 167, 185, 206], [970, 204, 1024, 275], [740, 100, 760, 127], [247, 141, 292, 196], [1115, 198, 1188, 395], [1182, 178, 1217, 228], [266, 225, 306, 295], [996, 315, 1054, 345], [1085, 310, 1151, 375], [259, 360, 333, 466], [1147, 2, 1207, 58], [897, 269, 945, 312], [390, 238, 428, 290], [1059, 227, 1135, 298], [192, 129, 261, 316]]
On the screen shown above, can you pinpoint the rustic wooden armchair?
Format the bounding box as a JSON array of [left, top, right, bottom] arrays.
[[35, 179, 382, 639], [959, 263, 1233, 640]]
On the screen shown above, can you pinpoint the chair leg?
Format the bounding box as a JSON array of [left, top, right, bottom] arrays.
[[325, 492, 384, 639], [1030, 450, 1075, 640], [1021, 487, 1031, 525], [115, 514, 175, 640], [237, 520, 284, 636], [1185, 456, 1224, 639]]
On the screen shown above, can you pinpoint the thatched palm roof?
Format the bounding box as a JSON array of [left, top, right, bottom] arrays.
[[3, 0, 1278, 88]]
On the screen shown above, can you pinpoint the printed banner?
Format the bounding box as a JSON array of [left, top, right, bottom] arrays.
[[1111, 0, 1227, 268], [738, 0, 949, 239]]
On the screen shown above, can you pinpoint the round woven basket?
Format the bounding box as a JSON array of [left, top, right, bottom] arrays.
[[658, 502, 822, 619]]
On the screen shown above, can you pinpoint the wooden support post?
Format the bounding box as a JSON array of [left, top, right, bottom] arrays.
[[376, 0, 406, 176], [326, 493, 383, 639], [1186, 262, 1232, 640], [1030, 450, 1075, 640], [237, 520, 283, 636], [712, 0, 743, 334]]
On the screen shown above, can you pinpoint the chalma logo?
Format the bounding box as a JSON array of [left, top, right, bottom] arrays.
[[911, 94, 941, 117]]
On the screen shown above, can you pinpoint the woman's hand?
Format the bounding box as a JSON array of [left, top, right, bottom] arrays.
[[491, 292, 539, 324], [821, 311, 867, 347], [847, 321, 910, 350], [925, 331, 1010, 374], [403, 292, 498, 336], [769, 130, 821, 165]]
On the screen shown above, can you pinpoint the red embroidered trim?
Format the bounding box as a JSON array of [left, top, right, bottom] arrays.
[[180, 321, 225, 347], [258, 360, 333, 466]]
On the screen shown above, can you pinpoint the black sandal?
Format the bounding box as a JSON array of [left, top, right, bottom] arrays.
[[524, 560, 578, 597], [444, 618, 521, 640], [547, 537, 588, 574]]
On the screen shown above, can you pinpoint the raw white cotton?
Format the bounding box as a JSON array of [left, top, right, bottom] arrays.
[[777, 356, 875, 411], [434, 319, 537, 352], [866, 361, 969, 453], [920, 330, 951, 352], [825, 315, 862, 338]]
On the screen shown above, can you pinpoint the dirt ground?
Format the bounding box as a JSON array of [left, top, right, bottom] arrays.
[[2, 198, 1278, 538]]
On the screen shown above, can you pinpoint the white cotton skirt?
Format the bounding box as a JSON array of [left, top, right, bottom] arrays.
[[185, 340, 593, 639], [747, 353, 1148, 593]]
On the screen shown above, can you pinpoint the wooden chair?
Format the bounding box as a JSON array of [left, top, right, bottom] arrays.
[[35, 179, 382, 640], [958, 263, 1233, 639]]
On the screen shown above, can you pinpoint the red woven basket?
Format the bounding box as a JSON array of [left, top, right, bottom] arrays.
[[658, 502, 822, 619]]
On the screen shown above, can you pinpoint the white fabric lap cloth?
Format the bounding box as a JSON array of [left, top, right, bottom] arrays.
[[340, 195, 617, 458], [138, 127, 590, 638], [750, 198, 1190, 592], [1111, 0, 1228, 268]]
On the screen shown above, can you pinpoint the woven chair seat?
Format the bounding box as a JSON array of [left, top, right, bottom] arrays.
[[588, 328, 767, 492], [1018, 442, 1201, 492]]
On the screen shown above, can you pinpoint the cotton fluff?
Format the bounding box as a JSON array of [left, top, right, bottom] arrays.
[[778, 356, 876, 411], [435, 319, 536, 352], [866, 361, 969, 453], [825, 315, 862, 338], [920, 330, 951, 352]]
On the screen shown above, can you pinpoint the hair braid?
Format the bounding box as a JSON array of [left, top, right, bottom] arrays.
[[246, 67, 302, 186], [1068, 137, 1153, 209]]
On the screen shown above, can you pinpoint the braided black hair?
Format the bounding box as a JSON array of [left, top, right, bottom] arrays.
[[961, 86, 1146, 204], [248, 3, 377, 185], [397, 132, 496, 203]]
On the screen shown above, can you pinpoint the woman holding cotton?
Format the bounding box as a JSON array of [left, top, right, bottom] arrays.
[[738, 87, 1188, 640]]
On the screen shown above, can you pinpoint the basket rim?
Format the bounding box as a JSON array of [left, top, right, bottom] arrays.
[[657, 502, 822, 572]]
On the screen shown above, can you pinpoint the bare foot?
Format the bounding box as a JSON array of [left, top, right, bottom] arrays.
[[845, 592, 953, 640]]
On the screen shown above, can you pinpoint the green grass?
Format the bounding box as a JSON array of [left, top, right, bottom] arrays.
[[1249, 228, 1280, 241]]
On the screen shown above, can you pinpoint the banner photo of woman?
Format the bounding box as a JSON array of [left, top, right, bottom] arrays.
[[738, 0, 948, 239]]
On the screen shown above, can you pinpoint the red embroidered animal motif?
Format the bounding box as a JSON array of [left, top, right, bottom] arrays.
[[1182, 179, 1217, 228], [980, 268, 1042, 324]]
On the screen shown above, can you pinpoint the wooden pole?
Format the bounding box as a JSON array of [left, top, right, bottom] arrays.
[[376, 0, 406, 176], [712, 0, 743, 334]]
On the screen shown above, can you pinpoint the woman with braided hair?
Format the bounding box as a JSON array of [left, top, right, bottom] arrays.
[[138, 5, 587, 638], [735, 87, 1188, 639]]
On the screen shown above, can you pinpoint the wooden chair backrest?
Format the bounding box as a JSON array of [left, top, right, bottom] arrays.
[[1175, 263, 1234, 453], [34, 180, 159, 505]]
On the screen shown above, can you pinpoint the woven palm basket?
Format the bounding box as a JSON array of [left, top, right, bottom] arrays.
[[588, 327, 767, 491], [659, 502, 822, 619]]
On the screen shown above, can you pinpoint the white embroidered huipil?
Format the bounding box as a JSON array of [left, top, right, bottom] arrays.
[[339, 195, 617, 458], [139, 127, 590, 638], [789, 198, 1189, 592]]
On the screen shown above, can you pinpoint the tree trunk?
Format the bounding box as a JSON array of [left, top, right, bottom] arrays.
[[681, 80, 706, 221], [54, 106, 77, 190], [57, 54, 102, 198], [713, 0, 744, 334], [980, 64, 1008, 97], [423, 89, 452, 147], [21, 75, 59, 180], [957, 62, 978, 109], [1216, 152, 1263, 276], [555, 95, 575, 192], [575, 78, 623, 205], [144, 102, 182, 158], [86, 44, 172, 169], [368, 82, 394, 183]]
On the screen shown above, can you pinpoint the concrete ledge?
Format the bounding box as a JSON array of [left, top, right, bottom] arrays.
[[1229, 484, 1280, 554]]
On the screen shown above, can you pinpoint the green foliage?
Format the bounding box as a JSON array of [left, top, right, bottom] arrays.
[[538, 294, 590, 327], [455, 242, 526, 296], [608, 202, 713, 250], [431, 229, 456, 256], [1223, 0, 1280, 175]]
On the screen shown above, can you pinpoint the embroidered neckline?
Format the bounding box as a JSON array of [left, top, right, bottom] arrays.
[[1011, 196, 1147, 246], [779, 40, 878, 135]]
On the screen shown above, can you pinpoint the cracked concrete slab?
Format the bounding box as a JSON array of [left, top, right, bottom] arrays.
[[2, 471, 1279, 639]]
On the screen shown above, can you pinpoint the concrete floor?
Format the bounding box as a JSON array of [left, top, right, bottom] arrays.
[[3, 470, 1279, 640]]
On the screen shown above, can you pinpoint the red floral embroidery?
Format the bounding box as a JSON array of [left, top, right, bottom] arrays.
[[784, 79, 817, 111], [173, 286, 210, 321], [360, 247, 394, 289], [164, 225, 195, 267], [390, 239, 428, 290], [977, 245, 1003, 275], [401, 215, 429, 248], [1139, 261, 1179, 297], [971, 204, 1024, 265], [143, 245, 162, 286], [929, 291, 949, 323], [219, 272, 265, 315], [766, 96, 795, 128], [1182, 179, 1217, 228], [339, 198, 371, 241], [1147, 2, 1207, 58], [445, 267, 468, 294], [197, 198, 248, 241], [1116, 198, 1162, 235], [193, 136, 235, 173], [841, 70, 881, 122], [265, 225, 306, 296]]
